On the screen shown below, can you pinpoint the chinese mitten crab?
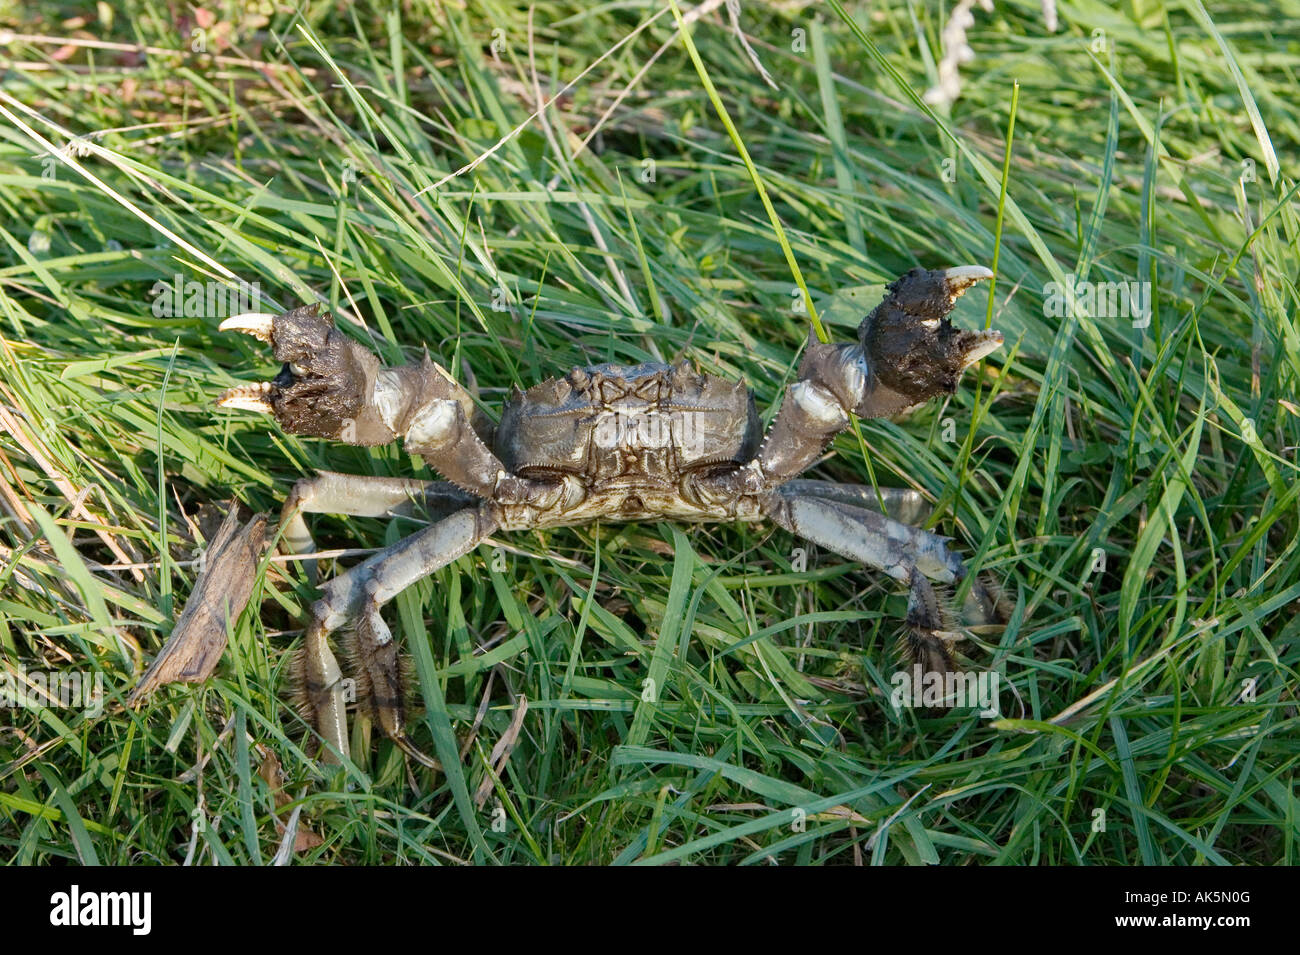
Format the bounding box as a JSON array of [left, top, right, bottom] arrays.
[[217, 266, 1006, 767]]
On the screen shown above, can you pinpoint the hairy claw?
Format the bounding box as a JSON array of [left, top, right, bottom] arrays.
[[217, 304, 399, 444], [782, 263, 1002, 439], [858, 265, 1002, 407]]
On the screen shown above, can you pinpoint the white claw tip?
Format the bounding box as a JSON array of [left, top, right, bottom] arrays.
[[962, 331, 1004, 367], [218, 312, 276, 342], [217, 381, 274, 413], [944, 265, 995, 286]]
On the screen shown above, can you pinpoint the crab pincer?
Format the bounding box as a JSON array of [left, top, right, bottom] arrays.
[[217, 305, 396, 444], [858, 266, 1002, 407]]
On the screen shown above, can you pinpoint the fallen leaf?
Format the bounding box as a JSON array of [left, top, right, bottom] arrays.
[[474, 694, 529, 808], [128, 503, 266, 703]]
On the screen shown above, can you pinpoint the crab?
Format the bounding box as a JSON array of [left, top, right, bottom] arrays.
[[216, 265, 1007, 768]]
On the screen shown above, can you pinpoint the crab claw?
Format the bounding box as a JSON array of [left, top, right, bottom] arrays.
[[857, 265, 1002, 404], [216, 304, 397, 444], [791, 264, 1002, 422]]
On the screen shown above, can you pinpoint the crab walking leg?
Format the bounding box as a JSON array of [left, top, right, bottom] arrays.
[[774, 481, 1008, 627], [283, 474, 477, 757], [774, 481, 930, 525], [279, 470, 476, 584], [766, 490, 988, 671], [297, 622, 349, 768], [303, 505, 499, 765]]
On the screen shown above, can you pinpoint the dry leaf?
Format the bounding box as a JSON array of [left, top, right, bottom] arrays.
[[128, 504, 266, 704], [474, 694, 529, 808]]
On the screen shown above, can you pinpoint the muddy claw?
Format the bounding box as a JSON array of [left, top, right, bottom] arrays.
[[217, 304, 397, 444], [857, 265, 1002, 408], [794, 264, 1002, 423]]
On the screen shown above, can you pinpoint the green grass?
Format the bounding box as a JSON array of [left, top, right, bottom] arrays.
[[0, 0, 1297, 865]]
